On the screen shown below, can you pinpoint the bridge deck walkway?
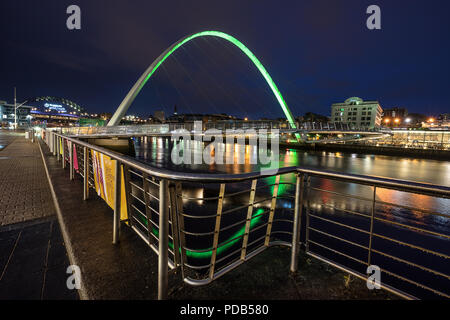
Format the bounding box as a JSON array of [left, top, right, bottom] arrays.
[[37, 139, 395, 300]]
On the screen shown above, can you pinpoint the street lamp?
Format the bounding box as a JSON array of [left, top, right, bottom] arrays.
[[13, 87, 29, 130]]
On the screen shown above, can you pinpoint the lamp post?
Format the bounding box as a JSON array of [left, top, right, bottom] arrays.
[[13, 88, 29, 130]]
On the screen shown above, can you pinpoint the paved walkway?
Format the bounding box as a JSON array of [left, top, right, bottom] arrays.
[[0, 130, 77, 300], [0, 131, 55, 226]]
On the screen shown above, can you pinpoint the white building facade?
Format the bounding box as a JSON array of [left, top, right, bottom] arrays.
[[331, 97, 383, 129]]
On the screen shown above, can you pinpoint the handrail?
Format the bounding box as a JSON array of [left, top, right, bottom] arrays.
[[44, 129, 450, 299], [53, 132, 450, 197]]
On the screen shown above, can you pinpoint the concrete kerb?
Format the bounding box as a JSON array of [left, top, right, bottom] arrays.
[[37, 139, 88, 300]]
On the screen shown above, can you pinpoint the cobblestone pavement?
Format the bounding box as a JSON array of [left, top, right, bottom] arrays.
[[0, 130, 55, 226], [0, 218, 78, 300]]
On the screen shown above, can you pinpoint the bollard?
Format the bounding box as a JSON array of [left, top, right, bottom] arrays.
[[290, 173, 305, 273], [158, 179, 169, 300]]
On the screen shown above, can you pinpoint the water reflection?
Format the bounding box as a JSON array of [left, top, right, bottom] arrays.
[[134, 136, 450, 228]]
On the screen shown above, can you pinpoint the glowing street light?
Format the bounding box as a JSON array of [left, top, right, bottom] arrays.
[[394, 118, 400, 124], [428, 118, 435, 123], [405, 118, 411, 123]]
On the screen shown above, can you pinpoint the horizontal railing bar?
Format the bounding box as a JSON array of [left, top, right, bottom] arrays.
[[214, 247, 243, 265], [144, 177, 160, 187], [379, 266, 450, 299], [310, 187, 374, 203], [130, 192, 146, 205], [308, 226, 369, 251], [181, 229, 215, 237], [145, 190, 160, 202], [182, 262, 212, 270], [375, 200, 450, 219], [372, 233, 450, 259], [181, 212, 219, 219], [129, 181, 145, 192], [309, 213, 370, 234], [308, 240, 368, 265], [318, 202, 371, 219], [180, 195, 221, 201], [373, 216, 450, 240], [371, 249, 450, 280]]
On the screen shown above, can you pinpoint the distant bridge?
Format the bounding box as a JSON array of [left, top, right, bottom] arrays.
[[53, 120, 390, 144]]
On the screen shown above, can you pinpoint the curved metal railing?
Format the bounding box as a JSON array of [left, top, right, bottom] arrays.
[[43, 129, 450, 300]]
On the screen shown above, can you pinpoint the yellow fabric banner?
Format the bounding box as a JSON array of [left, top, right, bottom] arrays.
[[91, 150, 128, 220]]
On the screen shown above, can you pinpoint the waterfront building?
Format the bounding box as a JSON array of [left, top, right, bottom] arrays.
[[154, 110, 165, 123], [331, 97, 383, 129], [383, 107, 408, 119], [0, 100, 32, 128]]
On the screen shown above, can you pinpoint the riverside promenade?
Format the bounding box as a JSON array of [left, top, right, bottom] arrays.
[[1, 130, 395, 300], [0, 130, 77, 299]]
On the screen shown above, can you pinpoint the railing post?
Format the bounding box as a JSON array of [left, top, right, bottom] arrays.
[[62, 138, 66, 169], [209, 184, 226, 279], [83, 146, 89, 200], [305, 175, 311, 253], [368, 186, 376, 265], [169, 184, 181, 267], [112, 160, 121, 244], [158, 179, 169, 300], [52, 133, 56, 155], [290, 173, 305, 273], [113, 160, 122, 244], [69, 141, 74, 180], [57, 136, 61, 161], [241, 179, 257, 260], [265, 175, 280, 246]]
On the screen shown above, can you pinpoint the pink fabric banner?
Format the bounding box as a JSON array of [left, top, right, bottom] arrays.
[[73, 144, 79, 172]]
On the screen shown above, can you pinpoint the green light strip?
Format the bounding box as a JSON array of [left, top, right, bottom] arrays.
[[135, 31, 297, 129], [140, 208, 266, 260]]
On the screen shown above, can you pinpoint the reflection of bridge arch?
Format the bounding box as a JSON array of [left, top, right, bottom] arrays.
[[29, 96, 86, 113], [108, 31, 296, 128]]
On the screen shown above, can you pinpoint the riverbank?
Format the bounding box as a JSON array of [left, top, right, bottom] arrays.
[[282, 142, 450, 161]]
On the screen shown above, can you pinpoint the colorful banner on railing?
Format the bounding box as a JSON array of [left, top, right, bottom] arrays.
[[91, 150, 128, 221]]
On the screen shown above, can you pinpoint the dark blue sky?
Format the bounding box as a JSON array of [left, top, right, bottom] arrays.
[[1, 0, 449, 119]]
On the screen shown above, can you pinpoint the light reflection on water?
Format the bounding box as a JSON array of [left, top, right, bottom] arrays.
[[135, 137, 449, 244], [135, 137, 450, 217]]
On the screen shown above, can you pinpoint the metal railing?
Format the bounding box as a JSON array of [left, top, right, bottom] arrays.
[[42, 129, 450, 300]]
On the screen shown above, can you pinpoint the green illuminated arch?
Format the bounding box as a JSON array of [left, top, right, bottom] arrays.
[[108, 31, 296, 128]]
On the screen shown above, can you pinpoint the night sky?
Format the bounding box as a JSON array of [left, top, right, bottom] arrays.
[[1, 0, 449, 119]]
